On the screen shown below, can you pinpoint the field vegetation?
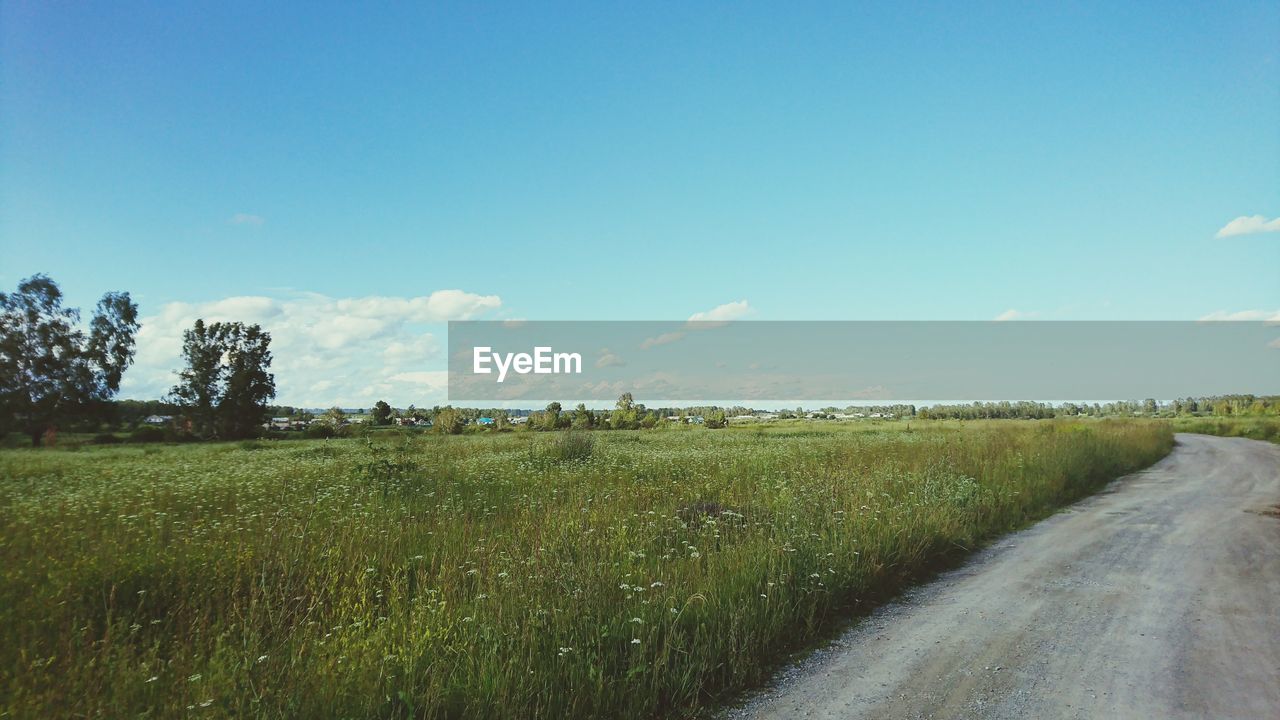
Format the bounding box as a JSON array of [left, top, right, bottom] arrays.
[[1170, 415, 1280, 443], [1, 420, 1171, 718]]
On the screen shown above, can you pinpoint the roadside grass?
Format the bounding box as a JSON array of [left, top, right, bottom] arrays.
[[0, 420, 1171, 719], [1170, 416, 1279, 443]]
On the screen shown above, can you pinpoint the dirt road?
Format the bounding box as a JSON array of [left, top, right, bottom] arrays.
[[731, 434, 1280, 720]]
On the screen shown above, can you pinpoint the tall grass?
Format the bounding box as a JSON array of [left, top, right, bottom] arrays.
[[0, 420, 1171, 718], [1170, 415, 1279, 443]]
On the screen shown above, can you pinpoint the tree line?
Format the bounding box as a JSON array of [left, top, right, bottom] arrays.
[[322, 395, 730, 435], [915, 397, 1280, 420], [2, 274, 1275, 445]]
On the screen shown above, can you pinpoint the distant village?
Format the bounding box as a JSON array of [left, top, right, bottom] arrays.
[[136, 408, 900, 432], [112, 394, 1278, 443]]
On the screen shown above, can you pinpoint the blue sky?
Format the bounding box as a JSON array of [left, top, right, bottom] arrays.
[[2, 2, 1277, 405]]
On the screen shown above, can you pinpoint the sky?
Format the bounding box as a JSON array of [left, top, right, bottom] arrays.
[[1, 1, 1277, 406]]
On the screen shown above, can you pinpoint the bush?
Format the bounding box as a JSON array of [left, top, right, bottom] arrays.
[[91, 433, 123, 445], [305, 424, 336, 440], [434, 408, 464, 435], [128, 426, 166, 443], [342, 423, 373, 439], [545, 430, 595, 462], [163, 429, 198, 443]]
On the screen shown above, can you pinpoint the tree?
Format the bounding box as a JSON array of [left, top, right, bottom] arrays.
[[572, 403, 594, 429], [168, 320, 220, 436], [371, 400, 393, 425], [169, 319, 276, 439], [220, 324, 275, 437], [611, 392, 638, 430], [324, 407, 347, 426], [544, 401, 563, 430], [434, 406, 463, 435], [0, 274, 139, 445]]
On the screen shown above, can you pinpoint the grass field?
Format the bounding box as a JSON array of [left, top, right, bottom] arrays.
[[0, 420, 1171, 719], [1170, 415, 1280, 443]]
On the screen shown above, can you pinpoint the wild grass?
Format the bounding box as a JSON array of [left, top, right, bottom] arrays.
[[0, 420, 1171, 719], [1170, 415, 1279, 443]]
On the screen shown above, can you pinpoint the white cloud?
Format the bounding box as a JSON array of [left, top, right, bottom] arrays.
[[329, 291, 500, 323], [994, 309, 1037, 321], [229, 213, 265, 226], [688, 299, 751, 323], [387, 371, 450, 388], [595, 348, 626, 368], [639, 300, 754, 349], [640, 331, 686, 350], [1199, 309, 1280, 322], [1214, 215, 1280, 238], [382, 335, 440, 365], [121, 289, 500, 406]]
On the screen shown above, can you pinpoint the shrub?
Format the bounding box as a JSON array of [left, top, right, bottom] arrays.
[[436, 409, 465, 435], [545, 430, 595, 462], [128, 426, 166, 443], [90, 433, 123, 445], [305, 424, 336, 440]]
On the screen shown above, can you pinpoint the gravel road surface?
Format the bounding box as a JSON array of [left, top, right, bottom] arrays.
[[730, 434, 1280, 720]]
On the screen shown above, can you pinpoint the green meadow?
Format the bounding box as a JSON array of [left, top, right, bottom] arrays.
[[0, 420, 1172, 718], [1170, 415, 1280, 443]]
